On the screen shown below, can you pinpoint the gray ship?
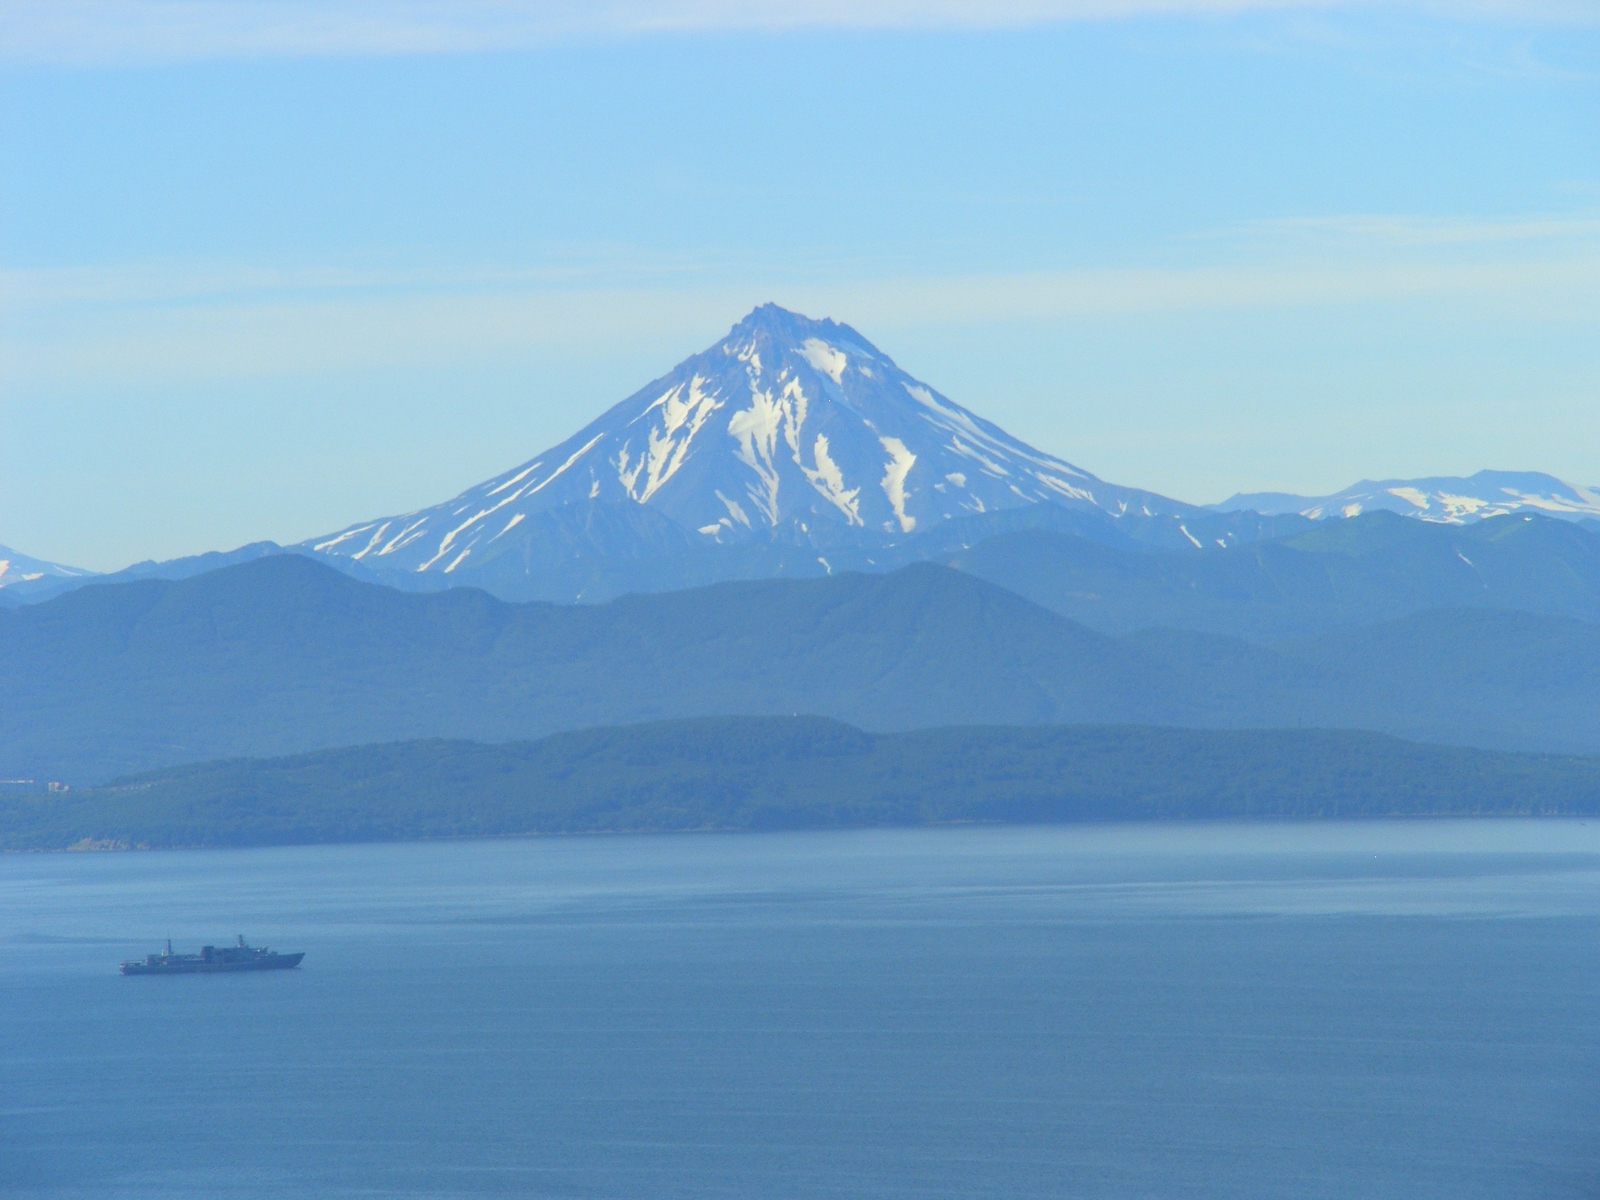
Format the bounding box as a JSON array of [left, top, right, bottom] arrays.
[[120, 936, 304, 975]]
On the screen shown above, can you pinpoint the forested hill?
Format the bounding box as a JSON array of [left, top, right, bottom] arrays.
[[7, 718, 1600, 850]]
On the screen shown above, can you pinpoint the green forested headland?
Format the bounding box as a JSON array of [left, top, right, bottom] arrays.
[[7, 717, 1600, 850]]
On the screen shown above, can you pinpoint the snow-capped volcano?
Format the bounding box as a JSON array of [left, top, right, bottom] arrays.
[[306, 304, 1193, 580]]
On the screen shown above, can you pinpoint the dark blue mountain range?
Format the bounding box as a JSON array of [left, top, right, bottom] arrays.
[[4, 553, 1600, 786]]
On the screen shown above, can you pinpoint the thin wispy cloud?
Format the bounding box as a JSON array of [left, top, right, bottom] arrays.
[[1240, 212, 1600, 247], [6, 246, 1595, 390], [2, 0, 1593, 66], [4, 208, 1594, 309], [0, 256, 714, 311]]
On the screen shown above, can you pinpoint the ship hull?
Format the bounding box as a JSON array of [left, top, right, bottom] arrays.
[[121, 952, 304, 975]]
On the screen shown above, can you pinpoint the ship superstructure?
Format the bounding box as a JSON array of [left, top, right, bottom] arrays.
[[120, 936, 304, 975]]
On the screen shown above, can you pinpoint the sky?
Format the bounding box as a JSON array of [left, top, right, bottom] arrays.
[[2, 0, 1597, 570]]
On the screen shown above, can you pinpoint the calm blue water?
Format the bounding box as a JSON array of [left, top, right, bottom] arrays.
[[5, 820, 1600, 1199]]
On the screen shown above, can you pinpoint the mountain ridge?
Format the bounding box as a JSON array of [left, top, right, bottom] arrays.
[[6, 553, 1600, 786], [0, 543, 97, 603], [945, 509, 1600, 639], [1212, 470, 1600, 525]]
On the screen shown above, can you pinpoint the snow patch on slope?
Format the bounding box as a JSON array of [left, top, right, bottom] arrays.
[[716, 490, 751, 528], [727, 378, 801, 524], [628, 375, 721, 503], [801, 433, 862, 525], [879, 437, 917, 532], [800, 339, 847, 385]]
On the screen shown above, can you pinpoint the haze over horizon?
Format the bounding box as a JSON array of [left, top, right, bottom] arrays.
[[3, 1, 1597, 570], [14, 14, 1600, 1200]]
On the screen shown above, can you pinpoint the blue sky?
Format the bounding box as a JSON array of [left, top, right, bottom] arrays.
[[2, 1, 1597, 569]]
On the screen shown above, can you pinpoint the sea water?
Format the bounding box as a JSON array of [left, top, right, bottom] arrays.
[[4, 820, 1600, 1199]]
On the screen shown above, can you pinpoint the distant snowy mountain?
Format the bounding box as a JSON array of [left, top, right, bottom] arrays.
[[301, 305, 1209, 596], [0, 544, 96, 603], [1212, 471, 1600, 525]]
